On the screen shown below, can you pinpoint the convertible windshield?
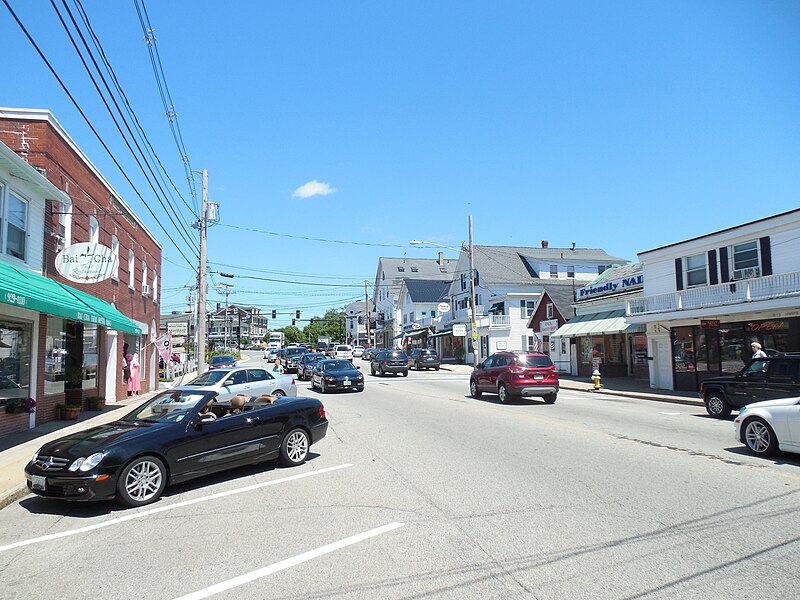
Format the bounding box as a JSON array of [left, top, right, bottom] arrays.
[[186, 371, 228, 385], [121, 391, 209, 423], [324, 360, 355, 371]]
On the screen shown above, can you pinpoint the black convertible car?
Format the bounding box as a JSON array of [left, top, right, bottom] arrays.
[[24, 390, 328, 507]]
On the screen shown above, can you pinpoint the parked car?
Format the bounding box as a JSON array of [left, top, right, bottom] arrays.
[[409, 348, 441, 371], [311, 359, 364, 393], [734, 396, 800, 456], [700, 355, 800, 418], [296, 352, 326, 381], [352, 346, 365, 358], [333, 344, 354, 360], [24, 389, 328, 506], [470, 351, 559, 403], [361, 348, 375, 361], [208, 355, 236, 370], [178, 366, 297, 401], [370, 349, 409, 377], [281, 346, 307, 373]]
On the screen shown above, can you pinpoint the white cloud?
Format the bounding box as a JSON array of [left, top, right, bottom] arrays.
[[292, 180, 337, 199]]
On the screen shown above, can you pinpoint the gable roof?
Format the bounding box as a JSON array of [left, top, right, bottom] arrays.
[[374, 256, 456, 297], [587, 262, 643, 286], [537, 283, 577, 320], [404, 279, 451, 303]]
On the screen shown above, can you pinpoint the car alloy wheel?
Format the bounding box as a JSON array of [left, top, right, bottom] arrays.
[[280, 428, 310, 466], [498, 383, 509, 403], [705, 393, 731, 419], [470, 379, 482, 398], [117, 456, 166, 507], [273, 390, 285, 397], [744, 417, 779, 456]]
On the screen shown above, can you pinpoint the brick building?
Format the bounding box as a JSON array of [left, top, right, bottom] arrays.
[[0, 107, 162, 436]]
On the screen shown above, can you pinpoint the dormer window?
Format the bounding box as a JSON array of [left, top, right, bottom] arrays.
[[549, 264, 558, 277], [410, 266, 418, 272], [398, 266, 405, 272]]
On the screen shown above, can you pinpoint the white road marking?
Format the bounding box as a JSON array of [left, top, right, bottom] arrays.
[[658, 412, 685, 416], [0, 463, 352, 553], [173, 522, 405, 600]]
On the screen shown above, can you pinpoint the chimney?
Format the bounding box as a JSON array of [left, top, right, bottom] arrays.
[[541, 240, 549, 248], [216, 303, 220, 311], [438, 251, 444, 265]]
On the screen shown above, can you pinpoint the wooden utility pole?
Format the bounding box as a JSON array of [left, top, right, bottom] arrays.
[[196, 170, 208, 374], [365, 280, 371, 347]]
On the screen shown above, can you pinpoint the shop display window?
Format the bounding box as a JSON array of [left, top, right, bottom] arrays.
[[83, 324, 98, 390], [45, 317, 66, 395], [719, 326, 745, 373], [0, 318, 32, 407], [673, 326, 695, 372]]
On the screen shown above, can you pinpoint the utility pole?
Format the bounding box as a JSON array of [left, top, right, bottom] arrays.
[[468, 214, 479, 369], [364, 280, 371, 347], [196, 169, 208, 374]]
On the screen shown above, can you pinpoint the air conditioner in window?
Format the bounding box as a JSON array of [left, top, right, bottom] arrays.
[[142, 284, 151, 296], [732, 267, 760, 280]]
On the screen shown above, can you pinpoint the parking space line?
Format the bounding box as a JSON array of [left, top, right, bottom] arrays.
[[173, 522, 405, 600], [0, 463, 352, 553]]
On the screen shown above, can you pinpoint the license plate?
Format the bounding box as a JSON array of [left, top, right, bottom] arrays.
[[31, 475, 47, 491], [343, 379, 351, 386], [534, 374, 544, 380]]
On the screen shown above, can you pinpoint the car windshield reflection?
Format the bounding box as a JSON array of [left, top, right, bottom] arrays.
[[121, 390, 210, 423], [324, 360, 356, 371], [186, 371, 228, 385]]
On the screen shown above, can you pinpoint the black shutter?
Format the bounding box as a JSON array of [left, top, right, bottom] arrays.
[[675, 257, 684, 291], [707, 249, 718, 285], [719, 247, 730, 283], [760, 236, 773, 276]]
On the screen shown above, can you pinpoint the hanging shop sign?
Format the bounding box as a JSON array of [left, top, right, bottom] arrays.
[[437, 302, 451, 313], [701, 319, 721, 329], [55, 243, 117, 284], [452, 324, 467, 337], [540, 319, 559, 335]]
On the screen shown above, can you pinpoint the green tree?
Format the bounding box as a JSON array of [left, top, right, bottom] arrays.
[[303, 308, 345, 343], [276, 325, 304, 344]]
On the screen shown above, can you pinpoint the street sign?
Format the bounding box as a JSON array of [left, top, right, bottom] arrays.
[[168, 323, 189, 336], [452, 324, 467, 336]]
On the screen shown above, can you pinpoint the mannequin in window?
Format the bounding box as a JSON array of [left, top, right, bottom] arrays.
[[127, 352, 141, 396]]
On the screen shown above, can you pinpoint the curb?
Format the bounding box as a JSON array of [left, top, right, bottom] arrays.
[[0, 483, 28, 511], [568, 385, 704, 408]]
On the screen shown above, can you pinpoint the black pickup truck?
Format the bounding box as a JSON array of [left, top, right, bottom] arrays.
[[700, 355, 800, 418]]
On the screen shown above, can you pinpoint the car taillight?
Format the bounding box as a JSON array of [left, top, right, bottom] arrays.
[[319, 404, 326, 418], [291, 378, 296, 384], [383, 359, 388, 364]]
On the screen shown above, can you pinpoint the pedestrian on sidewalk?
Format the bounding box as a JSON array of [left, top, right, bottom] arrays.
[[750, 342, 767, 359]]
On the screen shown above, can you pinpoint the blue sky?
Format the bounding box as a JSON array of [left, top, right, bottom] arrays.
[[3, 1, 799, 326]]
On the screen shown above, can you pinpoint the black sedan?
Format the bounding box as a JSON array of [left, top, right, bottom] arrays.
[[310, 359, 364, 393], [24, 389, 328, 507], [296, 352, 326, 381]]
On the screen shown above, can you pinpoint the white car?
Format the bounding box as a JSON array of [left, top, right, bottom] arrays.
[[176, 366, 297, 403], [734, 396, 800, 456], [352, 346, 365, 358], [332, 344, 354, 360]]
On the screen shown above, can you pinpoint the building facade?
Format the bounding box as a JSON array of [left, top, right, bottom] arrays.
[[0, 108, 162, 436], [626, 210, 800, 391]]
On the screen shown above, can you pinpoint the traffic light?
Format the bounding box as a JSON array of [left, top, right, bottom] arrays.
[[292, 319, 296, 326], [295, 310, 301, 319], [358, 316, 363, 324], [272, 310, 276, 319]]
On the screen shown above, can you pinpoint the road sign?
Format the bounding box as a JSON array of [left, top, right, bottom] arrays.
[[452, 324, 467, 336], [168, 323, 188, 336]]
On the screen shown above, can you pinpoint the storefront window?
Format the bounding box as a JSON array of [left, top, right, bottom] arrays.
[[694, 329, 708, 372], [0, 318, 32, 407], [45, 317, 66, 395], [607, 334, 623, 363], [83, 324, 98, 390], [719, 325, 745, 373], [632, 334, 648, 365], [748, 320, 791, 355], [673, 326, 695, 372]]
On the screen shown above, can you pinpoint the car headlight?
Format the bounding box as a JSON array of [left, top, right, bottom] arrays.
[[324, 376, 336, 382], [68, 452, 105, 472], [32, 448, 41, 462]]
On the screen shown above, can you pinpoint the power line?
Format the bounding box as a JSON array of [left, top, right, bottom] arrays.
[[217, 223, 414, 248], [51, 0, 198, 254], [2, 0, 197, 269]]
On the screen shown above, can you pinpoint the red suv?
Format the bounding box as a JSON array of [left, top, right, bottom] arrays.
[[469, 351, 559, 403]]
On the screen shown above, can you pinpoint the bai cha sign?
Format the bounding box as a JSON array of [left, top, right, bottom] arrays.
[[55, 243, 117, 284]]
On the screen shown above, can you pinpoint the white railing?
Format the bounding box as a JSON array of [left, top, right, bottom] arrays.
[[488, 314, 511, 327], [627, 271, 800, 315]]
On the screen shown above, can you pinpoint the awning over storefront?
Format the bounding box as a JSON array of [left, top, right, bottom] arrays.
[[429, 329, 453, 338], [0, 260, 141, 334], [551, 310, 644, 338]]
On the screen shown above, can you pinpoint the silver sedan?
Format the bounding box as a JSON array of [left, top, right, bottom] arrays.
[[175, 366, 297, 402]]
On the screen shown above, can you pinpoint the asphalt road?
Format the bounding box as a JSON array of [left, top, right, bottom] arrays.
[[0, 352, 798, 599]]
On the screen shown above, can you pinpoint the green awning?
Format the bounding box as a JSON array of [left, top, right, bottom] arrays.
[[551, 310, 644, 338], [0, 260, 141, 334], [429, 329, 453, 338]]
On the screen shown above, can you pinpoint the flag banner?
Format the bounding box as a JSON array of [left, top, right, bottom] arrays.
[[533, 334, 542, 353], [155, 332, 173, 364]]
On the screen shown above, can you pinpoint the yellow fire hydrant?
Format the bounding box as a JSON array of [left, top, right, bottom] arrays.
[[592, 368, 602, 390]]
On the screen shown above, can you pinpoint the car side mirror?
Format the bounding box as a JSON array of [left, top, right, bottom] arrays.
[[356, 366, 361, 370]]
